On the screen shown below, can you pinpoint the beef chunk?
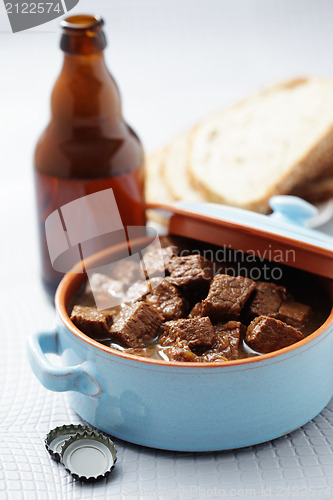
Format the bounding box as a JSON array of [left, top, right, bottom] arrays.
[[160, 317, 216, 351], [70, 305, 113, 340], [215, 321, 245, 358], [110, 302, 163, 348], [276, 302, 312, 329], [246, 315, 304, 354], [247, 282, 311, 329], [247, 281, 286, 318], [169, 255, 214, 291], [188, 302, 203, 318], [200, 321, 245, 361], [143, 246, 177, 277], [146, 279, 188, 321], [202, 275, 256, 322]]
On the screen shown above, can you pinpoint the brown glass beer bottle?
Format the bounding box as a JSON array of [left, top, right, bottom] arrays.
[[34, 14, 145, 297]]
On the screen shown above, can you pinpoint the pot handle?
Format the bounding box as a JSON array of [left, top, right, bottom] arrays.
[[27, 330, 101, 397]]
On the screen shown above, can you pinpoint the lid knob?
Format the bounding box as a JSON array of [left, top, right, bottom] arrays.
[[269, 196, 318, 227]]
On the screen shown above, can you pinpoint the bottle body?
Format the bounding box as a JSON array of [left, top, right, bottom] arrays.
[[34, 168, 145, 295], [34, 15, 145, 296]]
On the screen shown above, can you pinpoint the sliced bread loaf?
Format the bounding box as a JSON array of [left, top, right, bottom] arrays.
[[188, 78, 333, 212]]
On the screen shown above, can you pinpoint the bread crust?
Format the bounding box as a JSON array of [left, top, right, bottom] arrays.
[[161, 130, 206, 202], [291, 176, 333, 203]]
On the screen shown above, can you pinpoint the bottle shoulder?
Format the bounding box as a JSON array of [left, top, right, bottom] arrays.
[[51, 56, 122, 122], [34, 120, 144, 179]]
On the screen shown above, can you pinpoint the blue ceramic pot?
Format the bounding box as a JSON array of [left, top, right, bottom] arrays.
[[28, 317, 333, 452], [27, 200, 333, 451]]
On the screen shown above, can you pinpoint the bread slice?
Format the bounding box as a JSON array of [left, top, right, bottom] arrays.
[[161, 131, 206, 202], [145, 148, 175, 224], [188, 78, 333, 213], [145, 148, 172, 203]]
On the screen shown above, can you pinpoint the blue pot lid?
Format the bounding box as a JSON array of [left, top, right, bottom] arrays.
[[148, 196, 333, 279]]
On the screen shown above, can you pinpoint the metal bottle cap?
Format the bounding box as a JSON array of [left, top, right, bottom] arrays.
[[45, 424, 94, 462], [60, 429, 117, 482]]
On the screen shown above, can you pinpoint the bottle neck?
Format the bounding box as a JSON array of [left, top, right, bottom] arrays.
[[50, 51, 122, 124], [62, 51, 107, 75], [60, 15, 107, 55]]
